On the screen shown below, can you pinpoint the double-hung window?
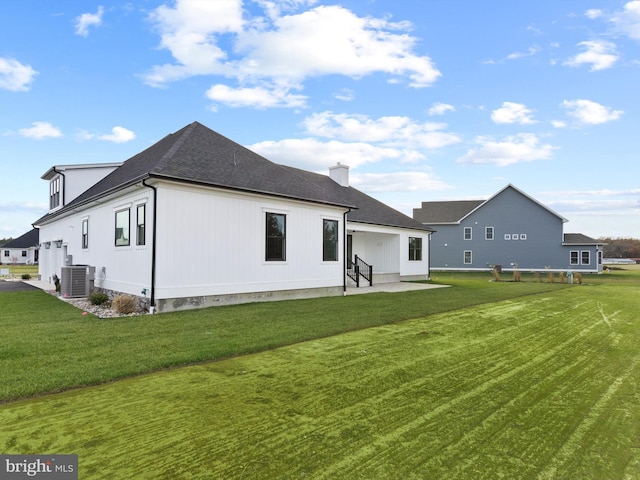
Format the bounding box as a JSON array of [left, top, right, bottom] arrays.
[[82, 218, 89, 249], [323, 219, 338, 261], [570, 251, 579, 265], [115, 209, 130, 246], [464, 227, 472, 240], [266, 212, 286, 261], [581, 251, 590, 265], [485, 227, 494, 240], [409, 237, 422, 261], [464, 250, 472, 264]]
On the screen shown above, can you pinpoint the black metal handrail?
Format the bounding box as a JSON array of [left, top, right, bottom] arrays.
[[347, 255, 373, 287]]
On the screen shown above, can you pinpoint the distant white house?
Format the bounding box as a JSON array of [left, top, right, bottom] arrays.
[[34, 122, 433, 312], [1, 228, 39, 265]]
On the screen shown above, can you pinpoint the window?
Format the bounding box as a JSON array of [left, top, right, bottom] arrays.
[[464, 250, 472, 264], [136, 204, 146, 246], [581, 251, 590, 265], [115, 209, 130, 246], [3, 250, 8, 257], [520, 234, 527, 240], [21, 250, 27, 257], [464, 227, 472, 240], [266, 212, 286, 261], [409, 237, 422, 261], [49, 177, 61, 209], [512, 234, 518, 240], [504, 234, 511, 240], [82, 218, 89, 249], [322, 219, 339, 261], [485, 227, 494, 240], [570, 251, 579, 265]]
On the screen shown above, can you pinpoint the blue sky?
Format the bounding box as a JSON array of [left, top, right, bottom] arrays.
[[1, 0, 639, 240]]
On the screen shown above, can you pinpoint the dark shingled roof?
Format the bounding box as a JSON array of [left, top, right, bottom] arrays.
[[563, 233, 604, 245], [2, 228, 39, 248], [413, 200, 484, 224], [35, 122, 356, 225], [35, 122, 428, 231], [282, 166, 433, 231]]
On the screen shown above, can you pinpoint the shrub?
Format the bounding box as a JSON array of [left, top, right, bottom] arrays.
[[112, 295, 138, 314], [89, 291, 110, 306], [21, 274, 31, 280]]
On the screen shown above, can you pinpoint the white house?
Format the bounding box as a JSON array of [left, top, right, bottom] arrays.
[[1, 228, 39, 265], [34, 122, 433, 312]]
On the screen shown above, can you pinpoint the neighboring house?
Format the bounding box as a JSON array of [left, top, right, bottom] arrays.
[[34, 121, 432, 312], [1, 228, 39, 265], [413, 184, 605, 273]]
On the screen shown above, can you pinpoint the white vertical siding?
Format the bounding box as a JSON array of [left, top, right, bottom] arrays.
[[154, 182, 346, 299], [38, 187, 152, 295]]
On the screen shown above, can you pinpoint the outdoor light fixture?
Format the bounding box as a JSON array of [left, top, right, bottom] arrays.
[[44, 242, 51, 249], [55, 240, 63, 248]]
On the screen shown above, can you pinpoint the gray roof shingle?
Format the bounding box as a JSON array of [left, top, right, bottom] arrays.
[[413, 200, 484, 224], [2, 228, 39, 248], [35, 122, 356, 225], [282, 166, 433, 231], [35, 122, 429, 231]]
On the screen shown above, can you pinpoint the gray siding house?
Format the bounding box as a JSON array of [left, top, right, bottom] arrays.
[[413, 184, 605, 273]]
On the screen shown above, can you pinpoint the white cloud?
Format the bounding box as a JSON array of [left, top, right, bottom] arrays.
[[457, 133, 556, 166], [301, 111, 460, 149], [350, 171, 450, 193], [561, 99, 623, 125], [249, 137, 417, 170], [506, 45, 540, 60], [585, 9, 603, 20], [0, 57, 37, 91], [144, 1, 440, 105], [80, 126, 136, 143], [18, 122, 63, 139], [610, 0, 640, 40], [205, 83, 307, 108], [551, 120, 568, 128], [428, 102, 455, 116], [491, 102, 536, 125], [75, 6, 105, 37], [98, 126, 136, 143], [563, 40, 619, 71]]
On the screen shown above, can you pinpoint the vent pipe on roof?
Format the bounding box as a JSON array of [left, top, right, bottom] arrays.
[[329, 162, 349, 187]]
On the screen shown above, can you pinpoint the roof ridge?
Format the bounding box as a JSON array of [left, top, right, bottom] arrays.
[[151, 122, 199, 174]]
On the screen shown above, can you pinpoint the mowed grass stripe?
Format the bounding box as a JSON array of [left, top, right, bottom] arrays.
[[314, 294, 626, 479], [3, 283, 639, 479]]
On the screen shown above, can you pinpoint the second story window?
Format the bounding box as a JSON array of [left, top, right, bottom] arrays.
[[485, 227, 494, 240], [50, 177, 61, 209], [464, 227, 472, 240]]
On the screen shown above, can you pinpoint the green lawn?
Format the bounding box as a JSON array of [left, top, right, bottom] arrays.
[[1, 270, 639, 479], [0, 273, 567, 402]]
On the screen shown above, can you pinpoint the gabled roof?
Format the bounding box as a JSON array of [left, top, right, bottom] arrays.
[[2, 228, 39, 248], [35, 122, 356, 225], [413, 200, 484, 224], [282, 166, 433, 231], [414, 184, 569, 224], [563, 233, 605, 245]]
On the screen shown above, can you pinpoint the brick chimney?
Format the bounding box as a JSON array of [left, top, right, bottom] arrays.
[[329, 162, 349, 187]]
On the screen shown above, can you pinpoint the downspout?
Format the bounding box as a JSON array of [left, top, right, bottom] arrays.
[[52, 166, 66, 207], [142, 179, 157, 313], [343, 209, 351, 294]]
